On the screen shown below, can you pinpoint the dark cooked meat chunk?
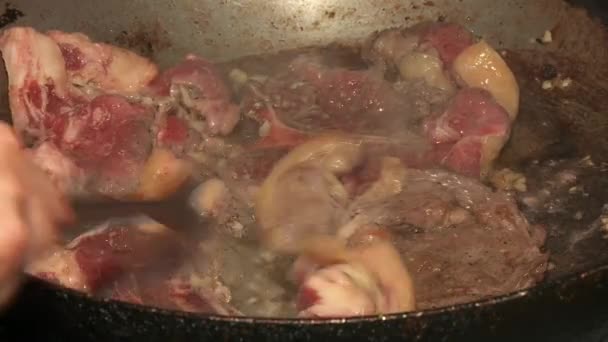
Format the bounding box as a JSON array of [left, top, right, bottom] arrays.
[[247, 133, 547, 316], [361, 169, 548, 309]]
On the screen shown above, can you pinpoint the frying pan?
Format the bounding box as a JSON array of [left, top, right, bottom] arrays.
[[1, 0, 608, 341]]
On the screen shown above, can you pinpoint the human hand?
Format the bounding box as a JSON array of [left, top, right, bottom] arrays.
[[0, 122, 74, 309]]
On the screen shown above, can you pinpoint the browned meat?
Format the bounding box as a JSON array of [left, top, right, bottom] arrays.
[[366, 169, 548, 309]]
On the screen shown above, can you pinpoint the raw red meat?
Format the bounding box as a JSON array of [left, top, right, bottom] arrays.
[[240, 54, 426, 150], [70, 222, 185, 291], [425, 88, 512, 177], [243, 74, 509, 178], [421, 23, 475, 65], [27, 216, 239, 315], [111, 272, 240, 315], [30, 217, 185, 292], [247, 106, 309, 149], [0, 27, 242, 201], [47, 30, 159, 93], [148, 54, 240, 136], [25, 220, 167, 290], [290, 57, 406, 119], [240, 22, 511, 179]]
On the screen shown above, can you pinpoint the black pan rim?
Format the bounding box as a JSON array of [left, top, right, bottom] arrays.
[[23, 262, 608, 325]]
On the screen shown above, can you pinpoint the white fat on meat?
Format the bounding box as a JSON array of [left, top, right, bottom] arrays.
[[189, 178, 230, 220], [367, 29, 419, 68], [297, 263, 382, 318], [131, 148, 193, 202], [294, 228, 415, 317], [452, 41, 520, 119], [365, 27, 456, 92], [47, 30, 158, 93], [255, 134, 363, 253], [0, 27, 69, 136], [399, 52, 455, 92], [25, 246, 88, 293]]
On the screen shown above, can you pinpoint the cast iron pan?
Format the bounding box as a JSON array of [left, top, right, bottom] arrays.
[[2, 0, 608, 341]]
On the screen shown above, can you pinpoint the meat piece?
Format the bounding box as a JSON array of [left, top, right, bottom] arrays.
[[69, 218, 186, 291], [26, 246, 88, 292], [346, 228, 415, 313], [29, 216, 241, 316], [294, 227, 415, 317], [64, 95, 157, 197], [189, 178, 230, 219], [289, 57, 423, 134], [424, 88, 512, 178], [420, 23, 475, 65], [149, 54, 241, 136], [156, 115, 191, 149], [297, 262, 382, 317], [364, 29, 420, 68], [255, 134, 363, 252], [111, 271, 241, 316], [365, 22, 473, 72], [452, 41, 520, 119], [294, 163, 544, 313], [28, 142, 87, 197], [248, 106, 309, 149], [239, 55, 427, 150], [240, 46, 514, 181], [129, 148, 193, 202], [398, 52, 455, 92], [347, 157, 407, 205], [27, 217, 187, 292], [0, 27, 69, 139], [291, 58, 402, 118], [47, 30, 158, 93], [345, 169, 548, 309], [0, 27, 194, 201]]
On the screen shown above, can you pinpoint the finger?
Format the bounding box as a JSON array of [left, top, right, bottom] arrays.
[[0, 194, 29, 309], [36, 178, 75, 225], [24, 159, 75, 226], [0, 122, 21, 148], [23, 197, 59, 263]]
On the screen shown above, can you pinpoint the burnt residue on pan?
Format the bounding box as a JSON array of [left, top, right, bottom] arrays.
[[0, 3, 23, 29], [114, 21, 172, 60]]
